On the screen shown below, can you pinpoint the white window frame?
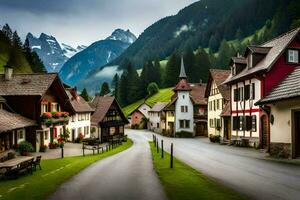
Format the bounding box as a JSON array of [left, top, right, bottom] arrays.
[[288, 49, 299, 63]]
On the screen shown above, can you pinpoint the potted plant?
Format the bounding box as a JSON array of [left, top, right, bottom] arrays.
[[17, 141, 34, 156]]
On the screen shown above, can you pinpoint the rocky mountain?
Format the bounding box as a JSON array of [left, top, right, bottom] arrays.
[[26, 33, 86, 72], [59, 29, 136, 87], [109, 0, 299, 68]]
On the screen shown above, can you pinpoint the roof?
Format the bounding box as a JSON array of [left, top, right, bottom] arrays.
[[231, 57, 247, 65], [66, 89, 94, 113], [245, 46, 271, 56], [0, 73, 58, 96], [90, 96, 128, 125], [225, 28, 300, 84], [205, 69, 231, 100], [179, 57, 187, 79], [149, 102, 168, 112], [173, 79, 192, 91], [190, 83, 207, 105], [220, 102, 231, 117], [0, 110, 36, 133], [256, 66, 300, 104]]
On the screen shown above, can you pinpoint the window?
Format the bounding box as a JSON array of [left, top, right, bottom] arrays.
[[182, 95, 185, 99], [185, 106, 188, 112], [238, 87, 244, 101], [244, 85, 250, 100], [41, 103, 48, 114], [17, 130, 24, 140], [217, 99, 220, 110], [213, 100, 216, 111], [251, 83, 255, 100], [288, 49, 299, 63], [209, 119, 214, 128], [246, 116, 252, 131], [157, 123, 159, 128], [181, 106, 188, 113], [181, 106, 184, 112], [51, 103, 58, 112], [119, 126, 124, 134], [110, 127, 116, 135], [179, 120, 190, 128], [234, 89, 238, 102], [216, 119, 221, 128], [84, 126, 89, 136], [233, 116, 239, 130]]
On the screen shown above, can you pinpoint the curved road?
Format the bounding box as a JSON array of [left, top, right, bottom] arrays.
[[138, 129, 300, 200], [48, 131, 167, 200]]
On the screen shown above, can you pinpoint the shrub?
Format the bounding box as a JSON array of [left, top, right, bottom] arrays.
[[17, 141, 34, 155], [175, 131, 194, 138], [40, 144, 48, 152], [147, 82, 159, 96], [209, 134, 216, 143]]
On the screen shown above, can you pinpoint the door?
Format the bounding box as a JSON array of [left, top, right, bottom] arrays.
[[294, 111, 300, 158], [72, 129, 75, 142], [223, 118, 231, 140], [260, 115, 269, 149], [36, 131, 41, 153]]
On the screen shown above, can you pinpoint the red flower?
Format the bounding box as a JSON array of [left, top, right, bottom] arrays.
[[42, 112, 52, 119], [54, 112, 62, 118], [63, 112, 69, 117]]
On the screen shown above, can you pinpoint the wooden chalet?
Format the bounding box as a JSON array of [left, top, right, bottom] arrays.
[[0, 67, 74, 152], [89, 96, 129, 142]]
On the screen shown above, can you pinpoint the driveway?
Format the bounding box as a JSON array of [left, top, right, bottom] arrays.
[[48, 130, 167, 200], [135, 129, 300, 200]]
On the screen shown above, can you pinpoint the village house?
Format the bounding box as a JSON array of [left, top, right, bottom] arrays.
[[0, 67, 74, 152], [224, 28, 300, 149], [164, 58, 207, 137], [149, 102, 168, 133], [128, 103, 151, 128], [256, 66, 300, 158], [89, 96, 128, 142], [0, 96, 36, 153], [65, 87, 94, 142], [205, 69, 231, 141]]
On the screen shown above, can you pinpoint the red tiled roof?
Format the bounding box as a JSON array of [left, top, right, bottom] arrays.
[[220, 102, 231, 117], [190, 83, 207, 105], [0, 110, 36, 133], [206, 69, 231, 100], [173, 79, 192, 91]]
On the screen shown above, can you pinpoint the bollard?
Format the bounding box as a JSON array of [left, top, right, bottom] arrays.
[[97, 144, 100, 154], [154, 136, 156, 147], [106, 145, 108, 152], [170, 143, 173, 168], [83, 143, 85, 157], [161, 140, 164, 158], [61, 147, 64, 159], [156, 140, 159, 153], [153, 134, 155, 142]]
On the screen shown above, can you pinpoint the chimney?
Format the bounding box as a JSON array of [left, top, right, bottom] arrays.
[[4, 65, 13, 81], [70, 87, 78, 100]]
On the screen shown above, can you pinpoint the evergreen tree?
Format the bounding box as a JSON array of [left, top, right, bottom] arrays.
[[147, 82, 159, 96], [125, 61, 141, 104], [112, 74, 120, 100], [184, 48, 196, 82], [194, 48, 211, 83], [100, 82, 111, 96], [163, 52, 180, 87], [2, 23, 13, 42], [23, 38, 46, 73], [118, 73, 128, 106], [80, 88, 91, 102], [153, 59, 162, 86], [12, 31, 22, 48], [208, 35, 218, 52], [215, 40, 236, 69]]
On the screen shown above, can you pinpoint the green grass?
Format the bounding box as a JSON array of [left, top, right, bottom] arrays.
[[149, 142, 247, 200], [0, 139, 133, 200], [123, 87, 174, 116]]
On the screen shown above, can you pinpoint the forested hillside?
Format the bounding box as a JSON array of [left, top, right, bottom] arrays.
[[0, 24, 46, 74], [110, 0, 300, 70]]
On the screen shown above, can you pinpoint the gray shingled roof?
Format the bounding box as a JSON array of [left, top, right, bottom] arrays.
[[225, 28, 300, 84], [149, 102, 168, 112], [0, 110, 36, 133], [66, 89, 94, 113], [257, 67, 300, 104], [0, 73, 57, 96]]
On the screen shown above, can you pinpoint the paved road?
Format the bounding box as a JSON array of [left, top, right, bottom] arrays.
[[136, 129, 300, 200], [48, 131, 167, 200]]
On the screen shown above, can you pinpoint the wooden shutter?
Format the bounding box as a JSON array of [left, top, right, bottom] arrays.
[[245, 85, 250, 100], [234, 89, 238, 101], [233, 117, 237, 130], [252, 83, 255, 99], [246, 116, 252, 131]]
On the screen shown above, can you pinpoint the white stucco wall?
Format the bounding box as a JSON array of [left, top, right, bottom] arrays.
[[67, 113, 91, 141], [149, 112, 162, 133], [138, 104, 151, 119], [269, 98, 300, 144], [175, 91, 194, 133], [207, 81, 224, 137]]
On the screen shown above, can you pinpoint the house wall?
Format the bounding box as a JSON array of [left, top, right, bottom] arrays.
[[207, 81, 224, 137], [269, 98, 300, 158], [175, 91, 194, 133], [130, 111, 143, 126], [231, 78, 261, 140], [67, 112, 91, 141], [149, 112, 162, 133], [138, 104, 151, 118], [264, 39, 300, 97], [165, 111, 175, 131]]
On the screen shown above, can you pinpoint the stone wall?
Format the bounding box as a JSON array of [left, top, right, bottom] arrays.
[[270, 143, 291, 158]]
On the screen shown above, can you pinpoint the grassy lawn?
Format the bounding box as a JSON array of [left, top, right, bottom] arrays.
[[0, 139, 133, 200], [123, 87, 174, 116], [149, 142, 247, 200]]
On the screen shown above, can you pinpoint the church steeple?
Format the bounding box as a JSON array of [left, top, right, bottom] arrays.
[[179, 56, 187, 79]]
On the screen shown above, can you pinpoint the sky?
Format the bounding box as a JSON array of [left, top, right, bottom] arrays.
[[0, 0, 198, 47]]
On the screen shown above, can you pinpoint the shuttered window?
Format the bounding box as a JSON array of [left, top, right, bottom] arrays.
[[234, 89, 238, 101], [244, 85, 250, 100], [233, 117, 239, 130]]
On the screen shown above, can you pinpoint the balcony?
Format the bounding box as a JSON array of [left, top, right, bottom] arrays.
[[41, 112, 70, 126]]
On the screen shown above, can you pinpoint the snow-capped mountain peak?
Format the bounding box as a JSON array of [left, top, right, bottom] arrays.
[[106, 29, 137, 44], [61, 43, 86, 58]]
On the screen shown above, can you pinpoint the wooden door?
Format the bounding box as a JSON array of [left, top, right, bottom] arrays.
[[294, 112, 300, 157]]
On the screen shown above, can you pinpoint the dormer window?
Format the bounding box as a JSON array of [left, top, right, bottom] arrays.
[[288, 49, 299, 63], [247, 54, 253, 68], [231, 64, 236, 76]]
